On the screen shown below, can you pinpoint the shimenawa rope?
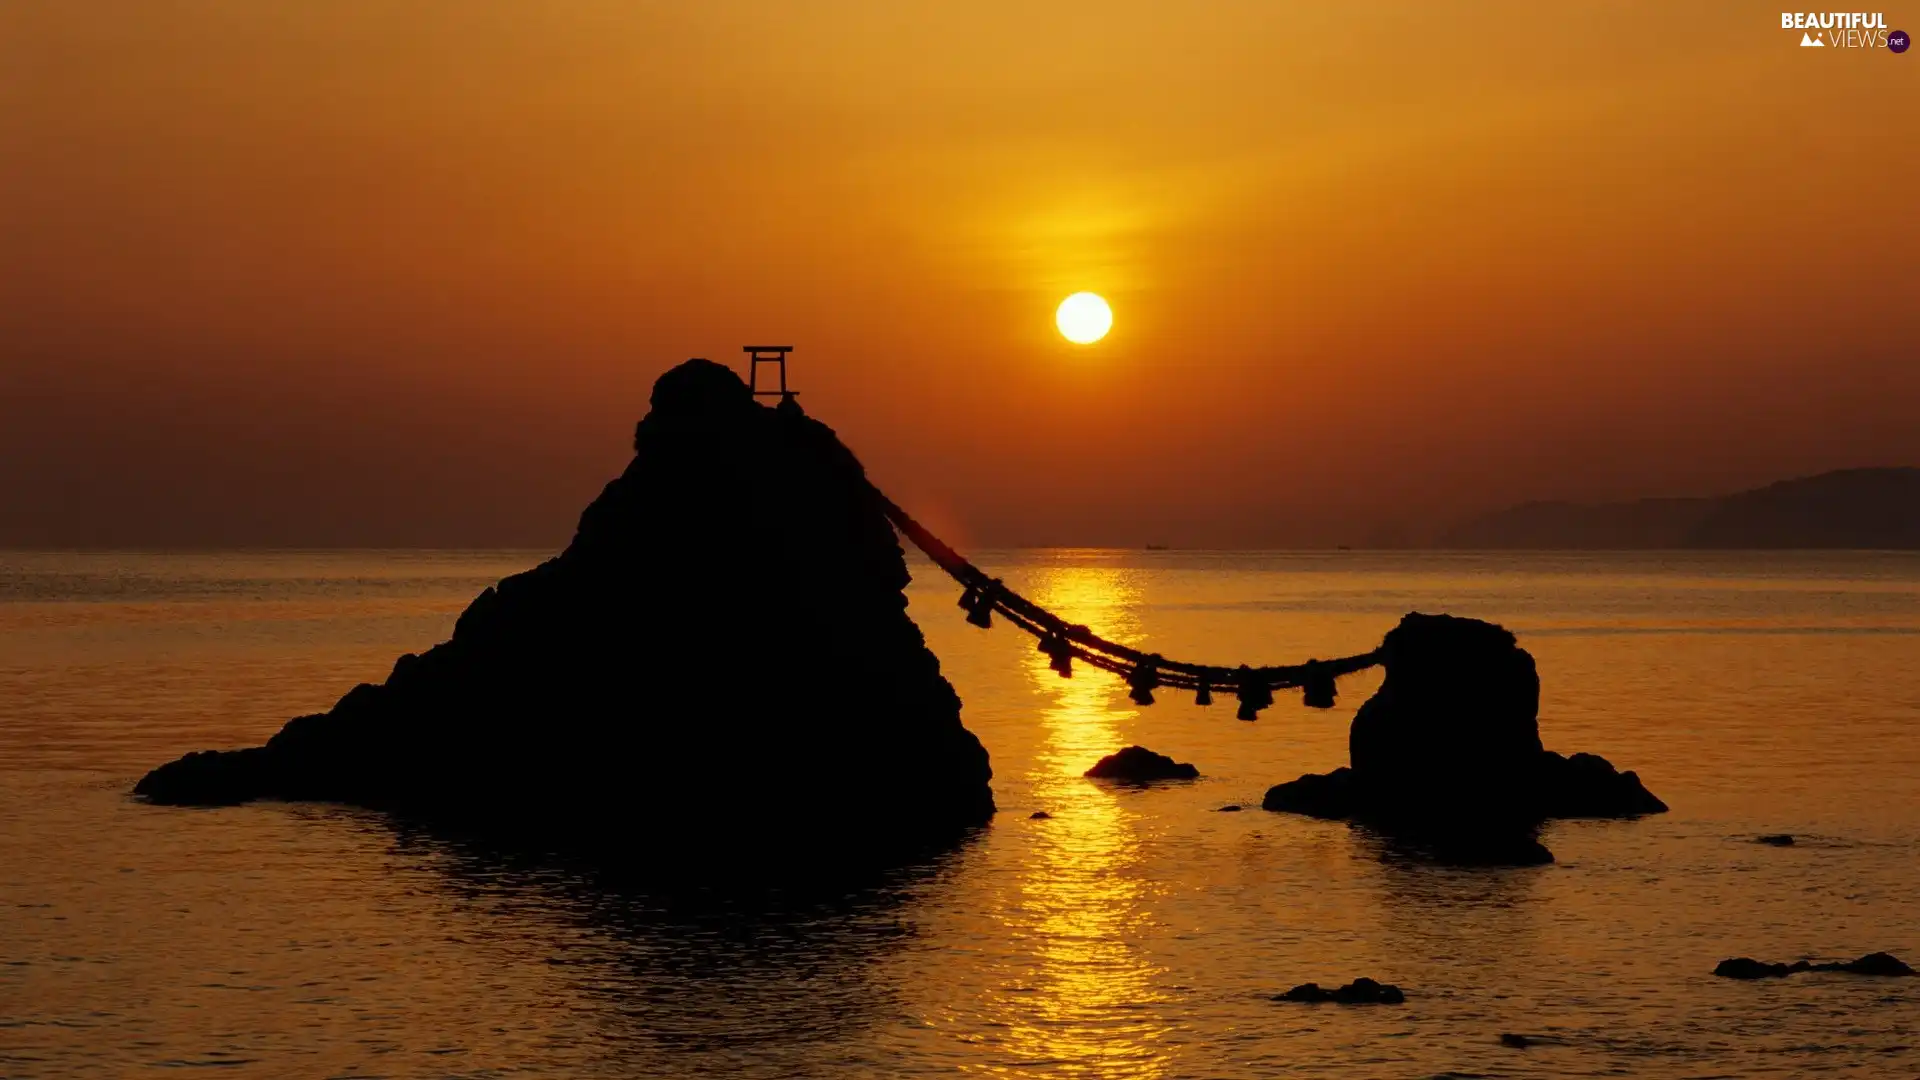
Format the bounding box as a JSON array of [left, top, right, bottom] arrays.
[[874, 493, 1380, 720]]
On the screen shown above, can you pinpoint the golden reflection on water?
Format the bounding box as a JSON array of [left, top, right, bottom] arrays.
[[983, 565, 1173, 1079]]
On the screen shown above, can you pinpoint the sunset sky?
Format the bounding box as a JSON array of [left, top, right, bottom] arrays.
[[3, 1, 1915, 547]]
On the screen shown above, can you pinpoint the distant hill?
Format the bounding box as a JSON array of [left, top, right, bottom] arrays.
[[1438, 468, 1920, 549]]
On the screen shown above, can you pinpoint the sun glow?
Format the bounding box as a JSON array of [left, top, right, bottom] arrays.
[[1055, 292, 1113, 345]]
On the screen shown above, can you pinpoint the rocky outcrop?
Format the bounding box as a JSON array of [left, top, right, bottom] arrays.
[[1273, 978, 1405, 1004], [1715, 953, 1914, 979], [1084, 746, 1199, 783], [1261, 612, 1665, 863], [136, 359, 995, 867]]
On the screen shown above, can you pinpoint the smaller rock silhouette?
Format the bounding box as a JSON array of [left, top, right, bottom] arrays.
[[1755, 833, 1796, 846], [1714, 952, 1913, 979], [1262, 613, 1666, 864], [1274, 977, 1404, 1004], [1029, 811, 1052, 820], [1217, 804, 1243, 812], [1085, 746, 1199, 782]]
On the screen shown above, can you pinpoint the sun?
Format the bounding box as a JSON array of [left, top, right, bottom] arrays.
[[1055, 292, 1112, 345]]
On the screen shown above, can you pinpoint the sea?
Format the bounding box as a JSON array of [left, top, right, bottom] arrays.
[[2, 549, 1917, 1079]]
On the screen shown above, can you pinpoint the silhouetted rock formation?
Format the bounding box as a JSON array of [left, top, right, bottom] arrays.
[[1755, 833, 1796, 846], [1273, 978, 1405, 1004], [136, 359, 995, 867], [1262, 613, 1665, 863], [1084, 746, 1199, 783], [1714, 953, 1914, 979]]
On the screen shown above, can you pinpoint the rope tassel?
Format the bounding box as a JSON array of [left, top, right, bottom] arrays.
[[1194, 673, 1213, 707], [1127, 653, 1163, 706], [963, 579, 999, 629], [1039, 631, 1073, 677], [1235, 664, 1274, 721], [1301, 659, 1336, 709]]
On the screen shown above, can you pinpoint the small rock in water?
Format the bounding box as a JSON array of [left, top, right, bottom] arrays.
[[1217, 804, 1243, 812], [1029, 811, 1052, 820], [1755, 833, 1796, 846], [1273, 977, 1404, 1005], [1084, 746, 1199, 783], [1714, 957, 1806, 979], [1836, 952, 1915, 977], [1715, 952, 1913, 979], [1499, 1033, 1532, 1048]]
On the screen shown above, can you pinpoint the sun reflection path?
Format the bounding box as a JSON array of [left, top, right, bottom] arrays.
[[979, 565, 1175, 1079]]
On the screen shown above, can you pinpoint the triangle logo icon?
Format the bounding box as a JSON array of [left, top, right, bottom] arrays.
[[1801, 31, 1825, 46]]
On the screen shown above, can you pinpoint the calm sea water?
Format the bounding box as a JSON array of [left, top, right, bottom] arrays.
[[2, 549, 1917, 1079]]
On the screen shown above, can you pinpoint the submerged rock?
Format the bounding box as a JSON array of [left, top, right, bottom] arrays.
[[1261, 612, 1665, 862], [1837, 952, 1916, 976], [1084, 746, 1199, 783], [1715, 957, 1806, 980], [136, 359, 995, 867], [1715, 952, 1914, 979], [1755, 833, 1796, 846], [1274, 977, 1405, 1005]]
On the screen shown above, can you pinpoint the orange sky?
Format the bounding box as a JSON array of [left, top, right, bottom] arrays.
[[2, 1, 1915, 547]]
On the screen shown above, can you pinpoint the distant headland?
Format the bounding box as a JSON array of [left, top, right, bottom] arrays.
[[1433, 467, 1920, 550]]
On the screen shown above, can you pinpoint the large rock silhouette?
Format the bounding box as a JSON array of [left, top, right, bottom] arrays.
[[1262, 613, 1664, 863], [136, 359, 995, 865]]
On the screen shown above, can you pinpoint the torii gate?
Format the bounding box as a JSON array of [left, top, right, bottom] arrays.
[[743, 346, 796, 403]]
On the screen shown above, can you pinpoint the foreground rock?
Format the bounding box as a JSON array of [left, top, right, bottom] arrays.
[[1085, 746, 1199, 783], [136, 360, 995, 868], [1262, 613, 1665, 863], [1274, 978, 1405, 1004], [1715, 952, 1915, 979]]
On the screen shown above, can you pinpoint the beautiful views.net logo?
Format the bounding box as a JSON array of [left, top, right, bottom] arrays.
[[1781, 11, 1911, 50]]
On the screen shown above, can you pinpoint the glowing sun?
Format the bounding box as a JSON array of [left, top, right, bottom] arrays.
[[1055, 292, 1113, 344]]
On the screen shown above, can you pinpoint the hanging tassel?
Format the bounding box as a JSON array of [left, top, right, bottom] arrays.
[[1038, 631, 1073, 677], [958, 586, 980, 612], [1127, 653, 1163, 706], [1235, 664, 1274, 721], [1301, 659, 1336, 709], [1194, 672, 1213, 707], [964, 579, 998, 629]]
